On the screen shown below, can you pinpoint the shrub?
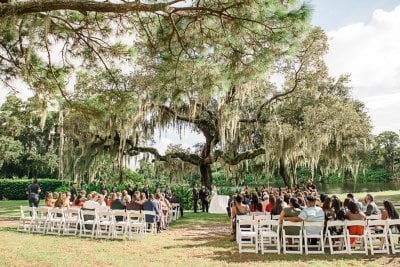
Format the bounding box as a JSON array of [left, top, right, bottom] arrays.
[[0, 179, 63, 200]]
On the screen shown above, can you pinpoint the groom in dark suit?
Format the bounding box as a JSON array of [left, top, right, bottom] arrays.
[[199, 185, 209, 213]]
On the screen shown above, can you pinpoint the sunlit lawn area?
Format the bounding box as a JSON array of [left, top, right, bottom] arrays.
[[0, 190, 399, 267]]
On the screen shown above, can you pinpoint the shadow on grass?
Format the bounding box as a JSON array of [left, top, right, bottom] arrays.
[[168, 217, 400, 264]]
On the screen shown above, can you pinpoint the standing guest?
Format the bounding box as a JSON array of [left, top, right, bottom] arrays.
[[45, 192, 55, 207], [143, 184, 149, 199], [134, 184, 140, 193], [199, 185, 209, 213], [100, 180, 107, 193], [192, 184, 199, 213], [164, 185, 172, 199], [70, 182, 78, 202], [143, 194, 161, 233], [364, 193, 379, 216], [27, 178, 41, 208], [126, 184, 134, 199]]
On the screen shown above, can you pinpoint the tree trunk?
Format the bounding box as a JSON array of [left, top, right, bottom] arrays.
[[58, 109, 64, 181], [279, 157, 290, 187], [199, 163, 212, 189]]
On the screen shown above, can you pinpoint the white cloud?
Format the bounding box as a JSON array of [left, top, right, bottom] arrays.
[[325, 5, 400, 134]]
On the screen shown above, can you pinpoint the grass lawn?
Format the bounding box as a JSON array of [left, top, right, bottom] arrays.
[[0, 191, 399, 267]]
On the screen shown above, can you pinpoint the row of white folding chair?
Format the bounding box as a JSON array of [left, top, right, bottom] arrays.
[[17, 206, 147, 239], [281, 220, 325, 255], [325, 219, 400, 255], [17, 206, 80, 235], [80, 209, 147, 239]]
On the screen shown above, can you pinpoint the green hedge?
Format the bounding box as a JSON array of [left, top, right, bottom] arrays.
[[0, 179, 63, 200]]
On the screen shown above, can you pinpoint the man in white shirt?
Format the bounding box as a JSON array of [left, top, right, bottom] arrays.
[[283, 195, 324, 244], [83, 192, 100, 210]]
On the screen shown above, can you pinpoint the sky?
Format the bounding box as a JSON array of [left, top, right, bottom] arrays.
[[1, 1, 400, 155]]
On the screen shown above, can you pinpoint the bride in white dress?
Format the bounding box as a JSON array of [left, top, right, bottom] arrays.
[[209, 185, 229, 214]]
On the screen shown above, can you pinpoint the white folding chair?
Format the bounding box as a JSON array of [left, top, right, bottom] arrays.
[[388, 219, 400, 254], [282, 221, 303, 254], [96, 210, 113, 239], [237, 219, 258, 253], [63, 207, 81, 236], [32, 207, 50, 234], [17, 206, 35, 232], [142, 210, 157, 234], [324, 220, 347, 254], [253, 213, 271, 221], [258, 219, 280, 254], [303, 221, 325, 254], [127, 211, 146, 240], [80, 209, 97, 238], [46, 207, 65, 235], [345, 220, 368, 255], [367, 219, 390, 255], [271, 215, 280, 220], [172, 203, 180, 220], [112, 210, 128, 239], [235, 215, 253, 243], [366, 215, 380, 221]]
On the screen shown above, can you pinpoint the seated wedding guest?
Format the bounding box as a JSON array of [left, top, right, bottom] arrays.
[[347, 193, 363, 211], [126, 193, 143, 211], [123, 195, 131, 207], [284, 196, 324, 245], [106, 193, 114, 206], [79, 190, 87, 201], [260, 194, 269, 212], [110, 192, 125, 210], [280, 198, 302, 239], [265, 194, 276, 212], [230, 194, 250, 237], [45, 192, 55, 207], [143, 194, 161, 233], [364, 193, 379, 216], [381, 200, 400, 234], [65, 192, 72, 207], [271, 196, 283, 215], [345, 201, 366, 246], [97, 194, 106, 207], [322, 197, 335, 221], [72, 194, 85, 207], [83, 193, 99, 209], [139, 192, 147, 204], [249, 192, 263, 212], [54, 193, 69, 208], [332, 197, 345, 221]]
